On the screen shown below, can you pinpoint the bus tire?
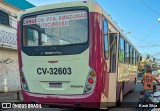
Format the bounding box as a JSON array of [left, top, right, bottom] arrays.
[[116, 88, 123, 106]]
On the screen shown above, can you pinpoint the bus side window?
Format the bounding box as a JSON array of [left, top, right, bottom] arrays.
[[118, 37, 125, 63], [103, 19, 109, 59], [133, 49, 136, 65], [125, 42, 129, 64], [129, 46, 133, 64], [137, 52, 139, 65], [26, 28, 39, 46], [135, 51, 137, 65]]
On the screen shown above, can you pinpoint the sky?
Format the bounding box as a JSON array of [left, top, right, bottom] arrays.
[[26, 0, 160, 60]]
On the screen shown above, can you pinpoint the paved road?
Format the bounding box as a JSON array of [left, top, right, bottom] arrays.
[[3, 81, 143, 111]]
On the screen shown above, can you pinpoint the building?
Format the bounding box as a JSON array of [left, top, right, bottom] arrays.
[[0, 0, 35, 91]]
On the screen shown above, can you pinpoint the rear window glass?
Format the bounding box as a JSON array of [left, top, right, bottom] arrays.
[[22, 10, 88, 46]]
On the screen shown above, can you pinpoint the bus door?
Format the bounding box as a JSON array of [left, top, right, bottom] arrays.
[[107, 32, 118, 104], [109, 33, 117, 73]]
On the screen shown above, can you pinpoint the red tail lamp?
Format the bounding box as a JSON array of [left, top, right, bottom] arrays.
[[88, 78, 94, 84], [21, 78, 25, 83]]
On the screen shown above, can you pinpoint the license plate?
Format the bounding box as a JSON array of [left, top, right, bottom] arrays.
[[49, 82, 62, 88]]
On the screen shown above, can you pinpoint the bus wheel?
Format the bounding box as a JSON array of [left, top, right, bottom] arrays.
[[117, 88, 123, 106]]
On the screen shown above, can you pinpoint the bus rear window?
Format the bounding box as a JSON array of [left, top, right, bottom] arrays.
[[22, 10, 88, 46]]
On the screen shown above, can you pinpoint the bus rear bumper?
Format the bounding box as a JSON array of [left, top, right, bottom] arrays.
[[22, 90, 101, 108]]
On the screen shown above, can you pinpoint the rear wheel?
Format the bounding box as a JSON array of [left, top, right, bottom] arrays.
[[117, 88, 123, 106]]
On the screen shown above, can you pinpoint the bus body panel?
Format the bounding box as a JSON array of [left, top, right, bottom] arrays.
[[18, 10, 103, 108], [19, 10, 103, 108], [21, 49, 90, 95], [89, 12, 103, 92], [17, 1, 104, 108], [107, 73, 117, 103], [22, 90, 101, 108], [116, 63, 138, 100], [88, 12, 109, 107]]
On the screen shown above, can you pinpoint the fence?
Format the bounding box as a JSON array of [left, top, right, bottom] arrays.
[[0, 30, 17, 49]]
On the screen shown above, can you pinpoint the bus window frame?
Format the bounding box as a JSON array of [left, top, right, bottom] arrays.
[[20, 6, 90, 56], [133, 49, 135, 65], [118, 36, 125, 63], [125, 42, 129, 64], [129, 45, 133, 65], [135, 51, 138, 65]]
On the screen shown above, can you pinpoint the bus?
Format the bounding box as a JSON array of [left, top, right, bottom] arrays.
[[17, 0, 140, 109]]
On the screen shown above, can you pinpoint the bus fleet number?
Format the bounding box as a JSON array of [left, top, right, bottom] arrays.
[[37, 67, 72, 75]]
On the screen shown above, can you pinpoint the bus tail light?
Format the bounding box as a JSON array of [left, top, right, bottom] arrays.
[[88, 78, 94, 84], [86, 85, 92, 91], [20, 69, 29, 91], [84, 68, 96, 94], [21, 78, 25, 83], [90, 71, 95, 77]]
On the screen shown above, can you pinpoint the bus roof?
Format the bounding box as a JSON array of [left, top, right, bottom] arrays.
[[17, 0, 90, 19], [18, 0, 139, 53]]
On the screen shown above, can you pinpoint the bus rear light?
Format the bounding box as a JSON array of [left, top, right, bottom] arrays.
[[21, 78, 25, 83], [88, 78, 94, 84], [90, 71, 95, 77], [23, 83, 28, 90], [20, 69, 29, 91], [22, 82, 29, 91], [86, 85, 92, 91], [84, 68, 96, 94]]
